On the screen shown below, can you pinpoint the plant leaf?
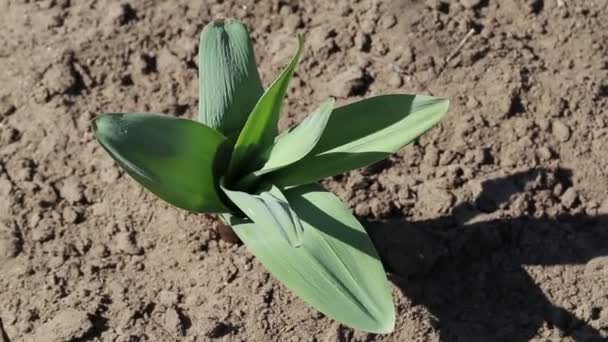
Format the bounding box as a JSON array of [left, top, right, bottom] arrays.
[[198, 19, 264, 136], [269, 95, 449, 187], [228, 33, 304, 180], [252, 98, 335, 177], [221, 184, 303, 247], [93, 113, 230, 213], [221, 183, 395, 333]]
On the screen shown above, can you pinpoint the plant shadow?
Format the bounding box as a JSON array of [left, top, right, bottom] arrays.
[[365, 168, 608, 342]]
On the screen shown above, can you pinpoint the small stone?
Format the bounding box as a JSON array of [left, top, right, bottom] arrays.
[[466, 96, 480, 109], [552, 120, 571, 142], [560, 187, 579, 208], [536, 146, 554, 161], [460, 0, 482, 9], [62, 206, 79, 223], [60, 177, 84, 203], [31, 308, 93, 342], [387, 73, 403, 87], [379, 14, 397, 30]]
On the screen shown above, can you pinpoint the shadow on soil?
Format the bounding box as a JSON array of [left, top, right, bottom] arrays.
[[366, 167, 608, 342]]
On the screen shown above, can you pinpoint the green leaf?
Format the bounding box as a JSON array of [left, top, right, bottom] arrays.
[[269, 95, 449, 187], [198, 19, 264, 136], [252, 98, 335, 177], [92, 113, 230, 213], [222, 184, 303, 247], [221, 184, 395, 333], [228, 33, 304, 180]]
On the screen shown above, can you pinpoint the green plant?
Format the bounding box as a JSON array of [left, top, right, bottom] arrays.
[[92, 19, 449, 333]]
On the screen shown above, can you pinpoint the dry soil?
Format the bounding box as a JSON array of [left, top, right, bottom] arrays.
[[1, 0, 607, 341]]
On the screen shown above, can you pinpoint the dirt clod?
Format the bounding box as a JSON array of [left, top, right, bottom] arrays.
[[552, 120, 571, 142], [31, 308, 93, 342]]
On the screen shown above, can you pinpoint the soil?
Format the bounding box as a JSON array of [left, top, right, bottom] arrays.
[[1, 0, 607, 341]]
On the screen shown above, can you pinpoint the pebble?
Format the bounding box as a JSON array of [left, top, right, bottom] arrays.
[[552, 120, 571, 142], [60, 177, 84, 203], [536, 146, 554, 161], [62, 206, 79, 223], [379, 14, 397, 30], [31, 308, 93, 342], [388, 73, 403, 87], [560, 187, 579, 208]]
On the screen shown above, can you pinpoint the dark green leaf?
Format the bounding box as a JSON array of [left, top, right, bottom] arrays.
[[93, 113, 230, 213]]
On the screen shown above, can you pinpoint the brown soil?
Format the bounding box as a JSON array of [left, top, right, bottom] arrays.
[[1, 0, 607, 341]]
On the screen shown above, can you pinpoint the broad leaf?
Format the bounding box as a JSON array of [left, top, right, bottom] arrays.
[[198, 19, 264, 136], [222, 184, 303, 247], [252, 98, 335, 177], [228, 34, 304, 180], [93, 113, 229, 213], [221, 184, 395, 333], [269, 95, 449, 186]]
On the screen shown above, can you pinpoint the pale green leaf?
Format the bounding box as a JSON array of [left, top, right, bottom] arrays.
[[228, 34, 304, 180], [222, 184, 303, 247], [93, 113, 230, 213], [221, 183, 395, 333], [252, 98, 335, 177], [198, 19, 264, 136], [269, 95, 449, 187]]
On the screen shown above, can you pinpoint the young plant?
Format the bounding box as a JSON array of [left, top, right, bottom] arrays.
[[92, 19, 449, 333]]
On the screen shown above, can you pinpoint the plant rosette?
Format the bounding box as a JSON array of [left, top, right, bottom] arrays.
[[92, 18, 449, 333]]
